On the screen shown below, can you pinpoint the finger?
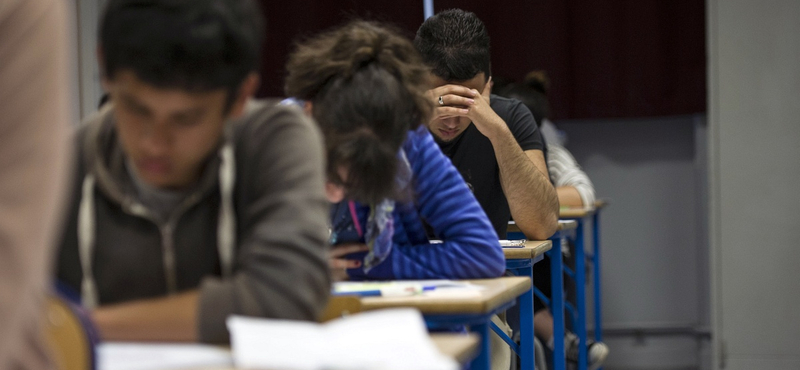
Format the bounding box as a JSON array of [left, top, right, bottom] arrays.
[[440, 94, 475, 107], [330, 244, 369, 258], [432, 84, 478, 99], [434, 106, 470, 118], [330, 258, 362, 269]]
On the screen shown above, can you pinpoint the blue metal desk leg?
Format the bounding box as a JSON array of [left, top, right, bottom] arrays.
[[550, 233, 566, 370], [469, 322, 491, 370], [575, 220, 588, 370], [592, 212, 603, 370], [519, 266, 535, 370]]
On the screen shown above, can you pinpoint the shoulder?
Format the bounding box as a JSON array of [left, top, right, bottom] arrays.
[[402, 125, 434, 151], [402, 125, 446, 166], [230, 99, 322, 148], [490, 94, 528, 117], [489, 95, 538, 138]]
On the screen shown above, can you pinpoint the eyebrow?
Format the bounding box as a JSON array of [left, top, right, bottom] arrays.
[[119, 93, 151, 115], [118, 92, 206, 120]]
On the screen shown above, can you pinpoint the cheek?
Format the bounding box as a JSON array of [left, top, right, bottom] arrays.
[[114, 114, 144, 155], [173, 124, 225, 165], [325, 182, 346, 203]]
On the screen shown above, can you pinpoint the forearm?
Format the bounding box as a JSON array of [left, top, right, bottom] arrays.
[[488, 127, 559, 239], [557, 186, 585, 208], [548, 143, 595, 208], [92, 291, 199, 342]]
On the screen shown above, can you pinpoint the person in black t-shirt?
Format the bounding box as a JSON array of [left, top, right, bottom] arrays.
[[414, 9, 559, 241], [415, 10, 608, 370]]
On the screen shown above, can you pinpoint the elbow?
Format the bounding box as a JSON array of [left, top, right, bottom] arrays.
[[520, 212, 559, 240]]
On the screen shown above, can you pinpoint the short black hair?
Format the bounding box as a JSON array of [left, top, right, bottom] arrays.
[[286, 20, 432, 205], [100, 0, 264, 107], [414, 9, 491, 82]]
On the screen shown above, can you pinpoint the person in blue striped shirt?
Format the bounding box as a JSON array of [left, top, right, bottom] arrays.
[[284, 20, 505, 281]]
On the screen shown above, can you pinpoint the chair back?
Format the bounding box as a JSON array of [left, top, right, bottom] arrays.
[[43, 294, 98, 370], [319, 296, 363, 322]]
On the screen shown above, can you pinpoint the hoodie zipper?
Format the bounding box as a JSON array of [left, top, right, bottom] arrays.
[[126, 191, 203, 295]]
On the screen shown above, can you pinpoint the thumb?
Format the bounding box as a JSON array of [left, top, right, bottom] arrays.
[[482, 76, 493, 100]]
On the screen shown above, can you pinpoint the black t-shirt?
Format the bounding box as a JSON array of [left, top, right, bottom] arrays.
[[435, 95, 544, 239]]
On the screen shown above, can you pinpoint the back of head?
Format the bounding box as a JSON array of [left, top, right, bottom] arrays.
[[497, 71, 551, 125], [285, 20, 433, 205], [414, 9, 491, 82], [100, 0, 264, 106]]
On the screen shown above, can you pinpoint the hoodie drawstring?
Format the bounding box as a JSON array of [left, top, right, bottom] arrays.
[[77, 146, 237, 308]]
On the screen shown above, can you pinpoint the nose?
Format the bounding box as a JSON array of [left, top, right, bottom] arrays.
[[141, 122, 171, 157], [441, 117, 459, 129]]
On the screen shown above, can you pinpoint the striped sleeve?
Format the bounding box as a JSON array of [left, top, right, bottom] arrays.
[[547, 143, 596, 207], [385, 127, 505, 280]]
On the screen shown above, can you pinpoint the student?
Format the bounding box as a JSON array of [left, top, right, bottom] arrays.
[[414, 9, 560, 370], [414, 9, 559, 241], [0, 0, 72, 368], [284, 20, 505, 281], [56, 0, 330, 344], [499, 72, 608, 369]]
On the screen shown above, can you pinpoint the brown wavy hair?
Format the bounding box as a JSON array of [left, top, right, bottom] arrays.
[[285, 20, 433, 204]]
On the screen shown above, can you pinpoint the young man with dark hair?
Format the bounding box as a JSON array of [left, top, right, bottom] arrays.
[[56, 0, 330, 343], [414, 8, 558, 242], [416, 10, 606, 369]]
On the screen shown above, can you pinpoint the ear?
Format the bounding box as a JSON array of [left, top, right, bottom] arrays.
[[303, 101, 314, 117], [228, 73, 261, 119]]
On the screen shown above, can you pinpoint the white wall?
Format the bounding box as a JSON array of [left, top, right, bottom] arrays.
[[75, 0, 105, 119], [708, 0, 800, 369], [559, 116, 710, 370]]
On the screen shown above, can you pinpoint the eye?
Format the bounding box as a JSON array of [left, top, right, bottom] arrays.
[[172, 113, 202, 127]]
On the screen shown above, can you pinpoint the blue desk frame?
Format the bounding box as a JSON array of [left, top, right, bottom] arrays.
[[503, 251, 546, 370], [560, 207, 605, 370]]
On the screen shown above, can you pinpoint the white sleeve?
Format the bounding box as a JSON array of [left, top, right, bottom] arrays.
[[547, 143, 596, 207]]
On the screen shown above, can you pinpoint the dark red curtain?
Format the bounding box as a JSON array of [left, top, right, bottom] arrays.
[[256, 0, 705, 120]]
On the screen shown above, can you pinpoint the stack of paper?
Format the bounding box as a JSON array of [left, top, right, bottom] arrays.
[[227, 308, 457, 370]]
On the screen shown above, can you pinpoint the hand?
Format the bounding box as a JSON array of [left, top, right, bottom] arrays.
[[428, 77, 505, 140], [329, 243, 369, 281], [427, 84, 475, 122]]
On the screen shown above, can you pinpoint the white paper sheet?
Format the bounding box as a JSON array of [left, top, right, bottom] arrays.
[[97, 342, 233, 370], [227, 308, 458, 370]]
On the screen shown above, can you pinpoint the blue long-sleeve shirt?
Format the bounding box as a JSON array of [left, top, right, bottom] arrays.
[[331, 126, 505, 280]]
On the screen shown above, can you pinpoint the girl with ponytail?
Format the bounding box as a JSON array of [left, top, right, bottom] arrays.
[[285, 20, 505, 281]]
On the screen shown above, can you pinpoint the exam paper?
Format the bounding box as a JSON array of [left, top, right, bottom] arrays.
[[97, 342, 233, 370], [227, 308, 458, 370]]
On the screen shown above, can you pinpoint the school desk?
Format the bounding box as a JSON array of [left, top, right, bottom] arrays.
[[357, 276, 531, 370]]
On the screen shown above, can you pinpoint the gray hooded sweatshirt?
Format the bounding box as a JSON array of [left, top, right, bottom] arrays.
[[57, 100, 331, 343]]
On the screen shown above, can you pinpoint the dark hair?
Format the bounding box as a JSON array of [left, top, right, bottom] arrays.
[[414, 9, 491, 82], [497, 71, 551, 125], [285, 20, 432, 205], [100, 0, 264, 108]]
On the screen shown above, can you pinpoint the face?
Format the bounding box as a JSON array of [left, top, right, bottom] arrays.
[[325, 167, 349, 203], [427, 72, 487, 142], [106, 70, 235, 190]]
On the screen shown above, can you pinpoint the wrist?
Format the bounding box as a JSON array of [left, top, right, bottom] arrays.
[[481, 117, 511, 143]]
